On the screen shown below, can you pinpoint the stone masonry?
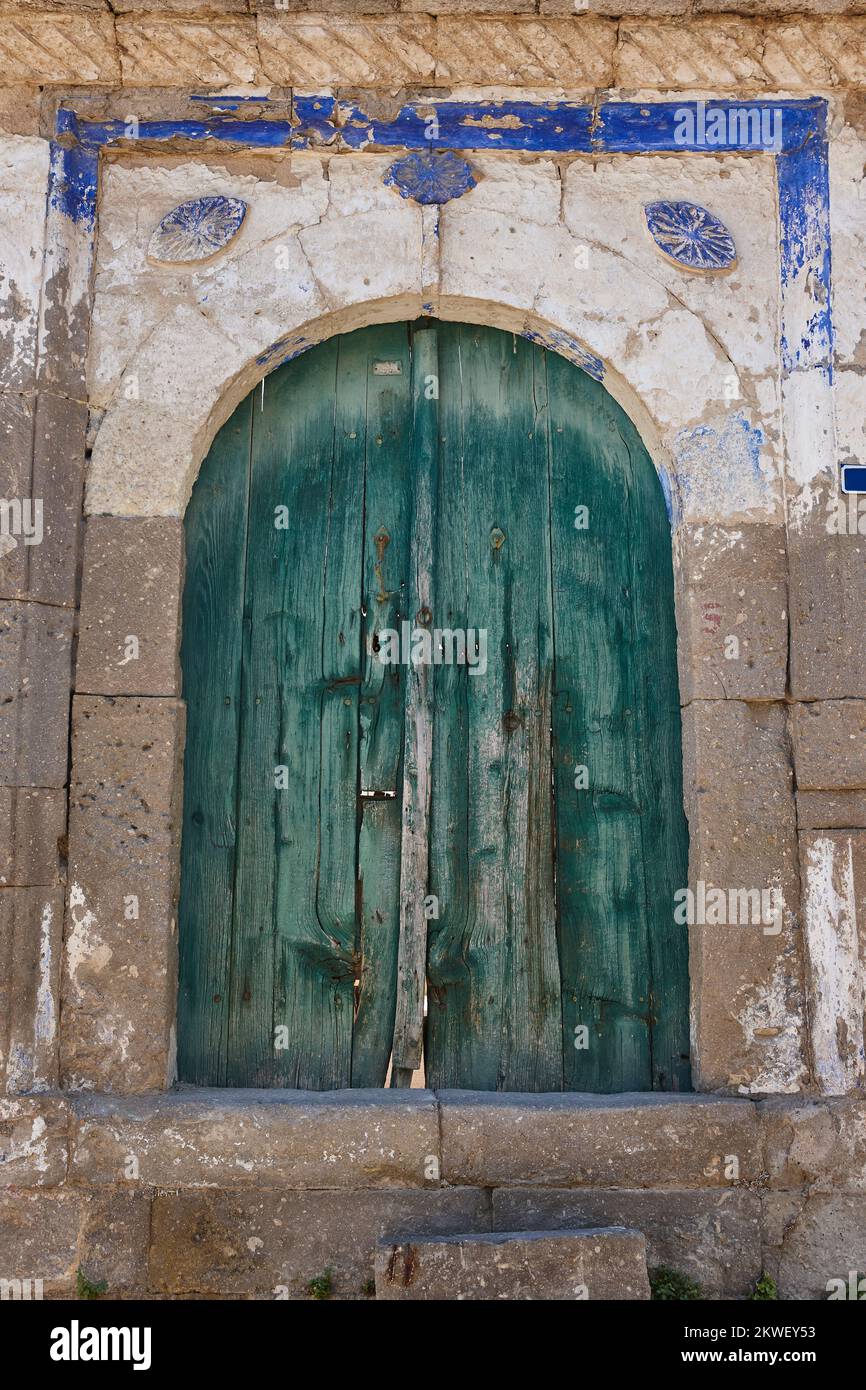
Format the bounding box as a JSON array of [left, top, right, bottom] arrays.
[[0, 0, 865, 1300]]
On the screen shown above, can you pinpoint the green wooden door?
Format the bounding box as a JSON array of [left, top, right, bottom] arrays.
[[178, 321, 690, 1092]]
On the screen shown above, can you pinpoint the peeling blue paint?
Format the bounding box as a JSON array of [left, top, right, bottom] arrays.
[[522, 328, 604, 383], [66, 112, 293, 152], [657, 463, 677, 526], [256, 336, 316, 371], [673, 413, 770, 515], [778, 132, 833, 373], [47, 137, 98, 227], [292, 96, 824, 157]]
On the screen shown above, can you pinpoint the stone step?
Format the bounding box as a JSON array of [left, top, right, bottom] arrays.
[[375, 1226, 650, 1301]]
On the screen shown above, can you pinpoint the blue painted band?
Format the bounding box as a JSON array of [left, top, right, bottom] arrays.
[[50, 97, 833, 434], [58, 97, 825, 159]]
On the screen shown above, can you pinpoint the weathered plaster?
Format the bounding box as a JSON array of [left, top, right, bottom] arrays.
[[801, 834, 866, 1096], [87, 149, 786, 524], [0, 136, 49, 394]]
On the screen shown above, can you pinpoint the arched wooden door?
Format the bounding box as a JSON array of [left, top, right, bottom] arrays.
[[177, 321, 690, 1092]]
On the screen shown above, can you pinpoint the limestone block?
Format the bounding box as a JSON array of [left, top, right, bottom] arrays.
[[797, 790, 866, 829], [830, 125, 866, 371], [0, 136, 50, 394], [793, 701, 866, 790], [561, 152, 780, 382], [258, 14, 436, 84], [760, 19, 866, 87], [763, 1192, 866, 1299], [60, 696, 184, 1092], [0, 14, 119, 83], [697, 0, 866, 11], [298, 202, 424, 310], [0, 1095, 70, 1188], [78, 1192, 152, 1295], [437, 1092, 761, 1188], [88, 157, 331, 415], [148, 1187, 490, 1296], [616, 18, 769, 87], [375, 1228, 650, 1300], [682, 700, 808, 1094], [436, 17, 615, 85], [760, 1094, 866, 1191], [28, 392, 88, 607], [789, 480, 866, 699], [0, 1191, 83, 1287], [117, 17, 259, 86], [0, 1187, 149, 1296], [491, 1187, 762, 1298], [0, 391, 35, 601], [799, 832, 866, 1096], [70, 1089, 440, 1190], [674, 524, 788, 701], [544, 0, 688, 11], [112, 0, 246, 9], [0, 889, 63, 1093], [0, 787, 65, 887], [76, 518, 184, 698], [836, 371, 866, 471], [414, 0, 533, 11], [617, 16, 866, 86], [0, 601, 73, 788]]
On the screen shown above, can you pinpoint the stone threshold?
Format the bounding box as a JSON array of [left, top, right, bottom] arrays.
[[4, 1088, 762, 1192]]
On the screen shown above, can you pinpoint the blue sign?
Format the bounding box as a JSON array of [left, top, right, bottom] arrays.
[[841, 465, 866, 494]]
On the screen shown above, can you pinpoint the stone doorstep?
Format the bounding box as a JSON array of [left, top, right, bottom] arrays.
[[62, 1088, 761, 1192], [375, 1227, 650, 1300]]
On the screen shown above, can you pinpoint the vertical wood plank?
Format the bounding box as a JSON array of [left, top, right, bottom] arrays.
[[390, 323, 438, 1086], [548, 355, 650, 1091], [547, 353, 688, 1091], [353, 323, 413, 1086], [623, 413, 691, 1091], [425, 324, 561, 1090], [178, 399, 253, 1085], [265, 334, 368, 1088]]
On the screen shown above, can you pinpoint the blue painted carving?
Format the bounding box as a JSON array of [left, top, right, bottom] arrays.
[[384, 150, 476, 205], [148, 196, 247, 265], [644, 200, 737, 273]]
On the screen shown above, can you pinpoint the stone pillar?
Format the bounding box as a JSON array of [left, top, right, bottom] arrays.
[[0, 135, 83, 1094], [675, 524, 809, 1095], [60, 519, 185, 1092]]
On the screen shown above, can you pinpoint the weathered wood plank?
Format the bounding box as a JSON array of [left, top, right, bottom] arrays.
[[622, 408, 691, 1091], [227, 341, 341, 1084], [353, 323, 413, 1086], [548, 354, 659, 1092], [178, 398, 253, 1086], [268, 335, 367, 1087], [425, 324, 561, 1090], [390, 323, 438, 1087]]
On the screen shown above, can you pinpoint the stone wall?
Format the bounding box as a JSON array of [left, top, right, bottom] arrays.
[[3, 1088, 865, 1300], [0, 0, 865, 1299]]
